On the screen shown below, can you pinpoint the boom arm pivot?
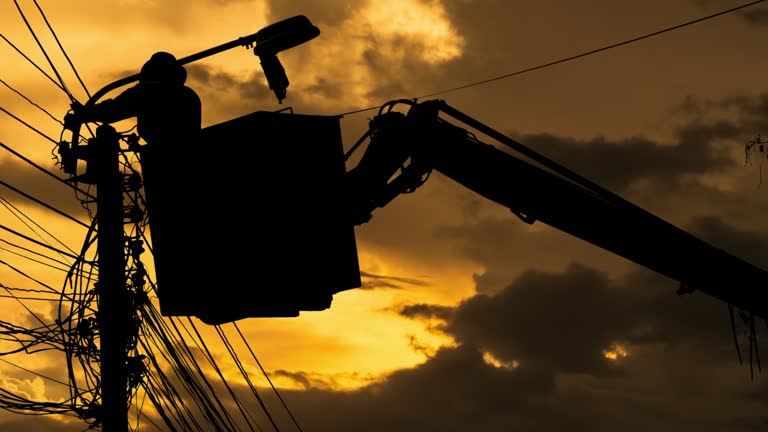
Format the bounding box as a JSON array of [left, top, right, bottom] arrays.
[[347, 99, 768, 319]]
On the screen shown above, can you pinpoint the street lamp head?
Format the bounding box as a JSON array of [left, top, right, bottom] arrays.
[[252, 15, 320, 103]]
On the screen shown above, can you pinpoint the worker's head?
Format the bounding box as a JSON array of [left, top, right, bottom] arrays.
[[140, 51, 186, 85]]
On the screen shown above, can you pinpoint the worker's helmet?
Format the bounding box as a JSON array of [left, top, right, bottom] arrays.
[[140, 51, 186, 85]]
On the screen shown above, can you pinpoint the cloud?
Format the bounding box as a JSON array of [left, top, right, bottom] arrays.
[[398, 303, 453, 321], [433, 209, 768, 357], [741, 7, 768, 26], [176, 0, 465, 114], [688, 215, 768, 268], [359, 271, 429, 290], [158, 252, 763, 431], [266, 344, 555, 432], [226, 261, 768, 431], [0, 156, 91, 218], [514, 122, 736, 194], [0, 416, 81, 432], [265, 0, 355, 27]]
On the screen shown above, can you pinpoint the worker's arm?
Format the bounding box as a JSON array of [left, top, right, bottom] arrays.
[[73, 85, 142, 124]]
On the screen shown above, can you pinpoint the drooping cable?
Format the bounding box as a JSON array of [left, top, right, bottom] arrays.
[[233, 322, 305, 432], [187, 318, 262, 431], [0, 33, 67, 94], [0, 180, 90, 229], [31, 0, 91, 99], [216, 324, 273, 431], [336, 0, 768, 116], [0, 141, 95, 200], [0, 78, 63, 125], [0, 224, 83, 262], [0, 106, 59, 144], [12, 0, 75, 102], [0, 237, 74, 270]]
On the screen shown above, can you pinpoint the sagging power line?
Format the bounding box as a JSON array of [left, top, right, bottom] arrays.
[[337, 0, 767, 116]]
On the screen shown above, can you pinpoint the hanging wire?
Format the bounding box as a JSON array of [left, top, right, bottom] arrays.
[[0, 180, 90, 230], [31, 0, 91, 99], [337, 0, 768, 116], [0, 78, 63, 125], [0, 33, 67, 94], [12, 0, 76, 102], [0, 141, 95, 200], [0, 106, 59, 144], [233, 322, 305, 432]]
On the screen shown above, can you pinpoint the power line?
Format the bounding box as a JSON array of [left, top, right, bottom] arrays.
[[0, 33, 67, 94], [0, 179, 90, 229], [0, 141, 96, 201], [187, 318, 263, 431], [0, 224, 83, 261], [1, 238, 72, 269], [233, 321, 305, 432], [0, 78, 63, 125], [0, 106, 58, 144], [12, 0, 75, 102], [32, 0, 91, 99], [337, 0, 768, 116], [0, 244, 72, 274]]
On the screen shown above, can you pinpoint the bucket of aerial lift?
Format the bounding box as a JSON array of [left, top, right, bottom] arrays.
[[140, 110, 362, 324]]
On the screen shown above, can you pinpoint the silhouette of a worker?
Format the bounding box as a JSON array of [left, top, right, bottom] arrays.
[[75, 52, 202, 272], [77, 51, 202, 146]]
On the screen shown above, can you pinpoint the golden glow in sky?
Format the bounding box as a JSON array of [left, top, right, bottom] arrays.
[[363, 0, 464, 64], [602, 343, 629, 361], [291, 0, 464, 109], [482, 351, 519, 369], [2, 0, 768, 429]]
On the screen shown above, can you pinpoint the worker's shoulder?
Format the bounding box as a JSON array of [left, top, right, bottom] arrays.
[[181, 85, 201, 100]]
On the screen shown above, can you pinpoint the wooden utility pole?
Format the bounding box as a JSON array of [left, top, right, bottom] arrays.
[[94, 124, 130, 431], [75, 21, 322, 430]]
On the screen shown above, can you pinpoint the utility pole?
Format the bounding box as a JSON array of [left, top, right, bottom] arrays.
[[94, 124, 130, 431], [66, 18, 322, 430]]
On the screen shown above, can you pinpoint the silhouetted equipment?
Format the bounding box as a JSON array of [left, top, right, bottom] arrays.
[[60, 15, 319, 176], [144, 111, 361, 325], [347, 99, 768, 319], [252, 15, 320, 103]]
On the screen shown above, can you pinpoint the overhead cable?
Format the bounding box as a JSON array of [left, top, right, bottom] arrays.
[[12, 0, 75, 102], [32, 0, 91, 99], [0, 141, 95, 200], [337, 0, 768, 116]]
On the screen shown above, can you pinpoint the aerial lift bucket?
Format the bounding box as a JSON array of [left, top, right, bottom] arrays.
[[140, 111, 362, 324]]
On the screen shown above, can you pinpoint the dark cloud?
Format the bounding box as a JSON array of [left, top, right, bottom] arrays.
[[516, 124, 735, 193], [0, 156, 91, 218], [186, 63, 273, 104], [138, 252, 754, 432], [448, 264, 648, 376], [265, 344, 556, 432], [359, 271, 429, 290], [435, 217, 768, 360], [272, 370, 323, 390], [688, 215, 768, 269], [234, 261, 768, 432], [436, 215, 631, 295], [0, 416, 81, 432], [741, 7, 768, 26], [304, 77, 344, 100], [674, 93, 768, 136], [399, 303, 454, 321]]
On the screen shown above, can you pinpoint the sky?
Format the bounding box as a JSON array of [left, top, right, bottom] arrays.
[[2, 0, 768, 430]]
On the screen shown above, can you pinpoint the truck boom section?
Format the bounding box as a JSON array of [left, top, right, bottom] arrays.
[[347, 99, 768, 319]]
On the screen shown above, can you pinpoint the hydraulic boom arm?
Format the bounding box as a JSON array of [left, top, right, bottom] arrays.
[[347, 99, 768, 319]]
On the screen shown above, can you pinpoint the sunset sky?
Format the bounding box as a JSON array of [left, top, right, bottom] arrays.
[[2, 0, 768, 430]]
